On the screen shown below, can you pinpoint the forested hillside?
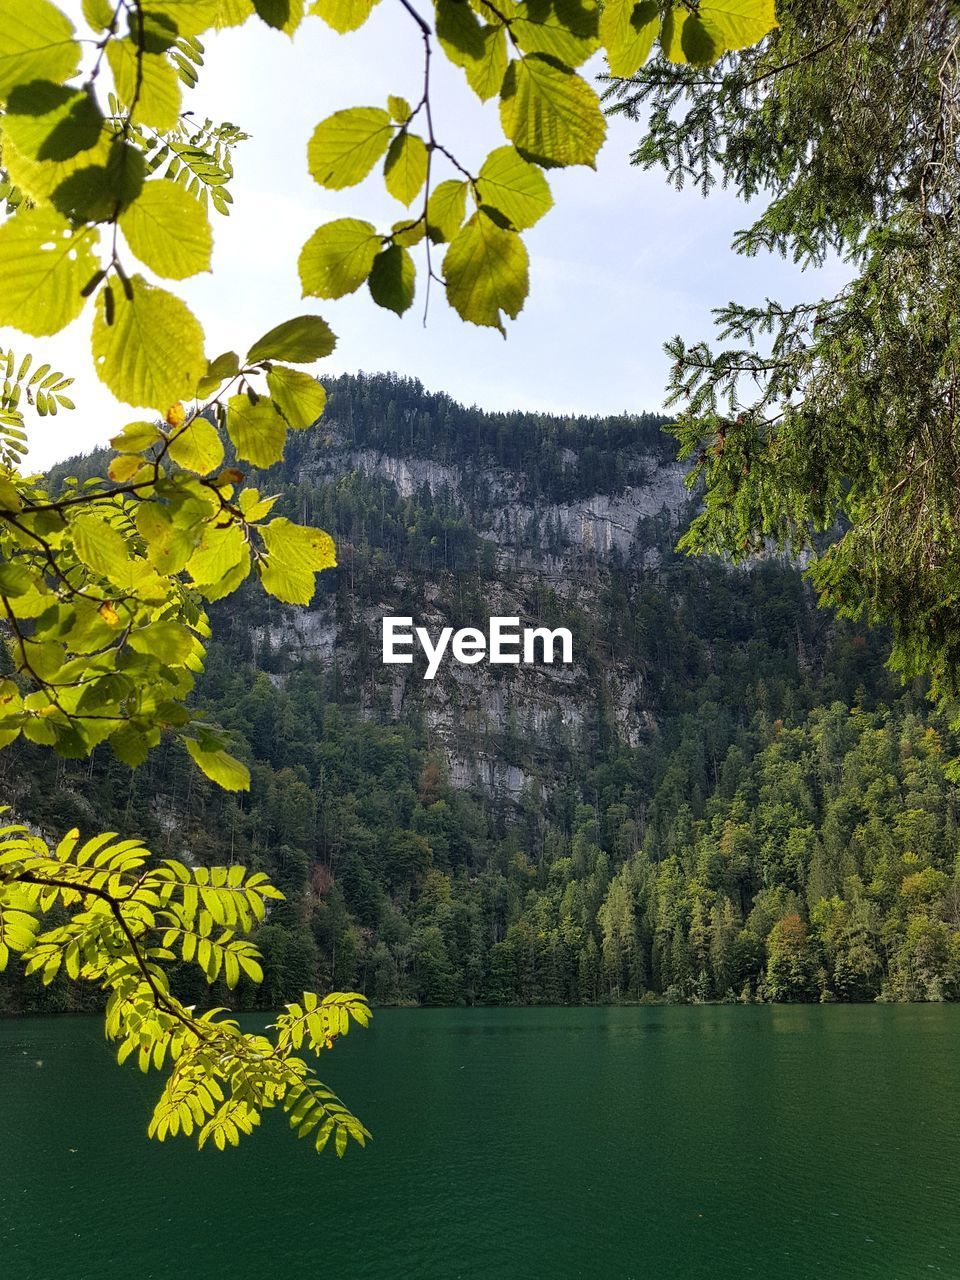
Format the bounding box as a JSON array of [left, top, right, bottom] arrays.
[[5, 374, 960, 1012]]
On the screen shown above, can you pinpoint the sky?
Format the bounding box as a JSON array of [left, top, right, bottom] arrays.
[[7, 3, 845, 469]]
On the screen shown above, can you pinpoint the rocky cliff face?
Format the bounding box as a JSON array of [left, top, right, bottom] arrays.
[[256, 429, 695, 800]]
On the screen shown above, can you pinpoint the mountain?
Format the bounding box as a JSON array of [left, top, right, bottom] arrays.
[[5, 373, 960, 1013]]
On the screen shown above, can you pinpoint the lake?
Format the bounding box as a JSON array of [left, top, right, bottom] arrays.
[[2, 1005, 960, 1278]]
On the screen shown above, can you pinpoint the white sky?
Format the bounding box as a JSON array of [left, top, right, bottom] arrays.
[[6, 3, 845, 469]]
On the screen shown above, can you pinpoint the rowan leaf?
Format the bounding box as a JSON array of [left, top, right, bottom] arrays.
[[247, 315, 337, 364], [0, 0, 80, 101], [443, 211, 528, 332], [307, 107, 393, 190], [499, 55, 606, 169], [477, 146, 553, 231], [119, 179, 213, 280], [299, 218, 381, 299], [0, 210, 100, 337], [92, 275, 207, 409]]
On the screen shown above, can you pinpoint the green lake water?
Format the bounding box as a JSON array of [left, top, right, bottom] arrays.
[[2, 1004, 960, 1279]]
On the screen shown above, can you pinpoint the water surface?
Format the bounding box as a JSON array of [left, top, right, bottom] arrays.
[[2, 1005, 959, 1278]]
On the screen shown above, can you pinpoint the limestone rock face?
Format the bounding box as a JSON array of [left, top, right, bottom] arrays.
[[254, 427, 696, 800]]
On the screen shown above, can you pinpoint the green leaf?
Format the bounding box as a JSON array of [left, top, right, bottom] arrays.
[[3, 81, 103, 163], [106, 41, 181, 131], [253, 0, 304, 31], [260, 516, 336, 605], [499, 54, 606, 169], [266, 366, 327, 430], [368, 244, 415, 316], [187, 522, 250, 598], [0, 559, 33, 596], [0, 0, 80, 101], [48, 139, 145, 222], [299, 218, 381, 299], [443, 211, 528, 333], [92, 275, 207, 410], [387, 94, 412, 123], [196, 350, 241, 398], [502, 0, 600, 69], [0, 209, 100, 337], [110, 420, 162, 453], [119, 179, 213, 280], [696, 0, 778, 55], [426, 179, 468, 243], [600, 0, 659, 77], [144, 0, 222, 36], [310, 0, 380, 32], [383, 132, 428, 207], [435, 0, 507, 102], [70, 514, 134, 585], [186, 739, 250, 791], [477, 146, 553, 231], [129, 620, 197, 662], [307, 106, 393, 190], [247, 315, 337, 364], [167, 415, 224, 475], [226, 394, 287, 467], [82, 0, 116, 30]]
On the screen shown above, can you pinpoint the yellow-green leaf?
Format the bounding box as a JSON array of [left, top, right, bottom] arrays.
[[600, 0, 659, 77], [226, 395, 287, 468], [92, 276, 206, 410], [426, 179, 468, 243], [299, 218, 381, 299], [499, 54, 606, 169], [167, 415, 224, 475], [119, 179, 213, 280], [443, 212, 528, 333], [384, 132, 428, 207], [0, 210, 100, 337], [435, 0, 507, 102], [0, 0, 80, 101], [501, 0, 600, 69], [266, 367, 327, 430], [143, 0, 222, 36], [2, 81, 103, 163], [260, 517, 336, 605], [110, 420, 162, 453], [186, 739, 250, 790], [307, 106, 393, 190], [476, 146, 553, 231], [186, 522, 250, 598], [387, 94, 411, 123], [247, 315, 336, 364], [106, 41, 181, 131], [310, 0, 380, 32]]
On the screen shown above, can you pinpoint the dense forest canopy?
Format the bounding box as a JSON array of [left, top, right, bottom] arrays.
[[8, 375, 960, 1014]]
